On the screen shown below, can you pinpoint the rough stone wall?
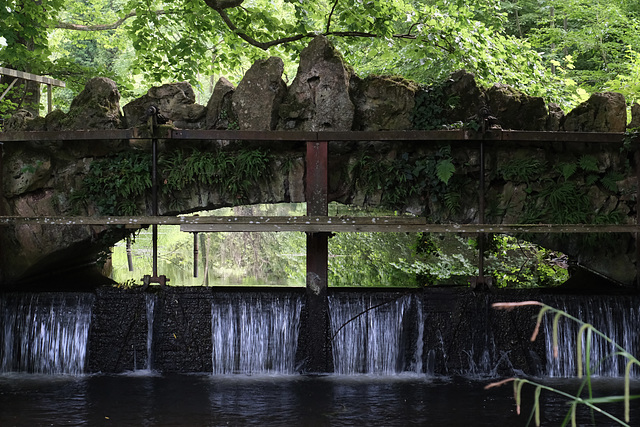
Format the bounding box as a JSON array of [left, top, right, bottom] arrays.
[[1, 35, 638, 287]]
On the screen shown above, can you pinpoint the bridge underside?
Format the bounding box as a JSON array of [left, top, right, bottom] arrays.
[[0, 128, 639, 292]]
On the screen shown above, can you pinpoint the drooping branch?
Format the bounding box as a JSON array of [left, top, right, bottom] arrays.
[[216, 8, 316, 50], [55, 9, 170, 31]]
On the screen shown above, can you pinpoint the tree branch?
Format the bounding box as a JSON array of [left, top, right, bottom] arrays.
[[326, 0, 340, 34], [55, 10, 169, 31], [216, 8, 316, 50]]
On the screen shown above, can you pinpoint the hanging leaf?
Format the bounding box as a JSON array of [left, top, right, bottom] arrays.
[[436, 158, 455, 184]]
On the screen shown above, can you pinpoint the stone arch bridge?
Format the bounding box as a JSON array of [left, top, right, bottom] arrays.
[[0, 126, 639, 291], [1, 35, 639, 291]]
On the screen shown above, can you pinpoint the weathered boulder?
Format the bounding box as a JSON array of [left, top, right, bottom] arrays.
[[61, 77, 124, 130], [485, 83, 548, 130], [563, 92, 627, 132], [3, 109, 35, 131], [546, 103, 564, 131], [278, 36, 354, 131], [4, 150, 52, 198], [440, 70, 484, 124], [123, 81, 206, 129], [232, 57, 287, 130], [205, 77, 235, 129], [350, 75, 418, 131]]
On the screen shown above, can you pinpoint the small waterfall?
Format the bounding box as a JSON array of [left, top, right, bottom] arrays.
[[144, 294, 156, 371], [210, 293, 303, 374], [0, 293, 94, 375], [329, 293, 421, 375], [543, 296, 640, 378]]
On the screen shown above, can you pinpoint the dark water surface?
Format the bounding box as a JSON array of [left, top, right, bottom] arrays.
[[1, 373, 639, 426]]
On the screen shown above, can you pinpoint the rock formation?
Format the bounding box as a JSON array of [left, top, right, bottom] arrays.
[[1, 35, 637, 289]]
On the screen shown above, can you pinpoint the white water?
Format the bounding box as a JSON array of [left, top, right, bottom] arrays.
[[144, 294, 156, 371], [329, 294, 422, 374], [543, 296, 640, 378], [210, 293, 303, 374], [0, 294, 93, 375]]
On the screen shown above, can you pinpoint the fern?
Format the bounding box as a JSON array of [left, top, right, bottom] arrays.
[[500, 158, 545, 183], [601, 172, 624, 193], [557, 162, 577, 181], [443, 190, 460, 214], [436, 158, 456, 184], [578, 155, 599, 172]]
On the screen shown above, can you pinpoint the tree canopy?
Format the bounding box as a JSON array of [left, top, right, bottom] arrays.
[[1, 0, 639, 115]]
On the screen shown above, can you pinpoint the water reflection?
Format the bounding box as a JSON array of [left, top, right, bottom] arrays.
[[1, 373, 638, 426]]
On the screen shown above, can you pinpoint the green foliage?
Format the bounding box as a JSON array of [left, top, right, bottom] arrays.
[[500, 154, 626, 226], [411, 83, 459, 130], [77, 147, 270, 215], [606, 47, 640, 105], [160, 147, 271, 204], [485, 235, 569, 288], [329, 232, 417, 287], [499, 157, 546, 183], [350, 146, 457, 211], [80, 151, 152, 215], [397, 233, 568, 288]]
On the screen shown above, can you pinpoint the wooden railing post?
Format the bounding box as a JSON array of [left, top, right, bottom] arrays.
[[304, 140, 333, 372]]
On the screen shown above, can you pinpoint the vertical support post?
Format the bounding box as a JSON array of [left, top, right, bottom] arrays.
[[478, 140, 485, 280], [634, 145, 640, 291], [471, 139, 490, 289], [152, 136, 158, 278], [126, 236, 134, 272], [142, 110, 169, 288], [0, 142, 4, 284], [47, 84, 53, 114], [304, 140, 332, 373], [193, 232, 199, 278]]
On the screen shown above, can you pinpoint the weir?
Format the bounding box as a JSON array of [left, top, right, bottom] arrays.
[[0, 293, 93, 374], [210, 292, 303, 374], [2, 288, 637, 378]]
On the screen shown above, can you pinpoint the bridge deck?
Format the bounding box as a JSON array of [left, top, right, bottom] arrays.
[[0, 215, 636, 234]]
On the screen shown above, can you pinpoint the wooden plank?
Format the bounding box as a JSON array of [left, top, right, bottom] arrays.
[[0, 216, 636, 233], [0, 215, 637, 233], [0, 67, 65, 87]]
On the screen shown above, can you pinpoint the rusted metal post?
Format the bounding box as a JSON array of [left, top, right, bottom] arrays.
[[142, 110, 169, 288], [0, 142, 4, 284], [636, 149, 640, 290], [304, 140, 333, 373], [152, 134, 158, 278], [478, 140, 485, 280], [471, 139, 491, 289]]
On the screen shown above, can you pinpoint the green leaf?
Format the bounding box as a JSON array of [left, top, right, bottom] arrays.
[[436, 158, 455, 184]]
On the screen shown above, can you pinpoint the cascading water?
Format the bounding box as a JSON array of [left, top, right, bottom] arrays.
[[144, 293, 156, 371], [543, 295, 640, 378], [0, 293, 94, 375], [210, 293, 303, 374], [328, 293, 422, 375]]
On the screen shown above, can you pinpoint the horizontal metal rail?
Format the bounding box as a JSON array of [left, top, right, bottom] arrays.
[[0, 128, 627, 143], [0, 215, 637, 233]]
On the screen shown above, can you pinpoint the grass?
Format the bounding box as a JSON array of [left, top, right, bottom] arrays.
[[487, 301, 640, 426]]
